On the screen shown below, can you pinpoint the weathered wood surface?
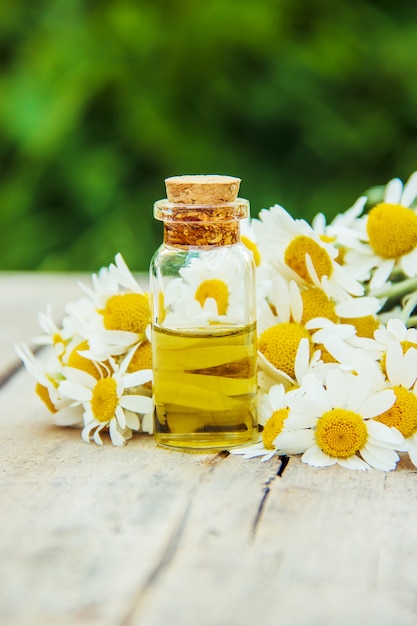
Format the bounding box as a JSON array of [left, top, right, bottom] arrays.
[[1, 273, 417, 626]]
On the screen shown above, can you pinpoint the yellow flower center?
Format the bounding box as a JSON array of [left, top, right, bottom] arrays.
[[241, 235, 261, 266], [300, 287, 339, 325], [35, 382, 57, 413], [127, 341, 152, 372], [68, 340, 111, 379], [127, 341, 153, 389], [101, 293, 150, 334], [194, 279, 229, 316], [315, 408, 368, 458], [374, 385, 417, 438], [284, 235, 333, 284], [262, 408, 289, 449], [91, 378, 118, 423], [366, 202, 417, 259], [339, 315, 380, 339], [259, 322, 312, 379]]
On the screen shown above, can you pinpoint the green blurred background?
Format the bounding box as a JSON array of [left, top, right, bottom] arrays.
[[1, 0, 417, 272]]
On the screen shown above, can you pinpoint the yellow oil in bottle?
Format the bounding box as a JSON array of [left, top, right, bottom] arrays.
[[152, 322, 258, 450]]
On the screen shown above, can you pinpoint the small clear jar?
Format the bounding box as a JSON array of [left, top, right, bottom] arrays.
[[149, 175, 258, 450]]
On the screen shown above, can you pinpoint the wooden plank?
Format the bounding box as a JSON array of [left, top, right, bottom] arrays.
[[2, 366, 416, 626], [0, 365, 277, 626], [121, 454, 417, 626], [1, 275, 417, 626], [0, 365, 215, 626]]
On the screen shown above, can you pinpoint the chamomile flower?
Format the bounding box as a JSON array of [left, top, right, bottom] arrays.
[[64, 254, 151, 360], [274, 369, 402, 471], [344, 171, 417, 289], [33, 305, 79, 361], [15, 343, 83, 427], [80, 252, 144, 301], [253, 204, 364, 298], [162, 250, 249, 327], [264, 274, 381, 332], [311, 195, 367, 251], [240, 217, 261, 267], [306, 318, 384, 375], [374, 317, 417, 351], [59, 346, 153, 446], [231, 377, 322, 461], [372, 341, 417, 466], [231, 383, 290, 460], [257, 328, 328, 391], [257, 278, 380, 385]]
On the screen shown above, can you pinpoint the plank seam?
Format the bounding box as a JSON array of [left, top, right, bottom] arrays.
[[0, 360, 24, 389], [251, 455, 290, 540], [120, 490, 195, 625]]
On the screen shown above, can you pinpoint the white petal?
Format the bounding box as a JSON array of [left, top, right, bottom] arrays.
[[141, 413, 154, 434], [273, 275, 291, 322], [332, 263, 364, 296], [303, 372, 331, 411], [386, 318, 407, 341], [402, 348, 417, 388], [337, 455, 370, 470], [122, 370, 153, 388], [294, 338, 310, 382], [361, 445, 398, 471], [399, 246, 417, 279], [124, 410, 140, 431], [93, 424, 106, 446], [82, 420, 99, 444], [305, 253, 322, 285], [114, 253, 142, 291], [302, 446, 335, 467], [369, 260, 395, 290], [53, 406, 83, 427], [61, 367, 97, 388], [59, 380, 92, 403], [289, 280, 303, 323], [325, 368, 347, 408], [109, 419, 126, 446], [401, 171, 417, 206], [269, 384, 286, 411], [257, 351, 294, 386], [366, 420, 404, 446], [230, 442, 271, 459], [364, 441, 399, 463], [384, 177, 403, 204], [115, 405, 126, 429], [275, 429, 315, 454], [360, 389, 395, 419], [312, 211, 326, 232], [335, 296, 381, 318], [406, 440, 417, 467], [385, 342, 406, 386], [119, 394, 154, 414]]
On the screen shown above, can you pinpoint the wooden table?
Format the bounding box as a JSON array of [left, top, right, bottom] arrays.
[[1, 272, 416, 626]]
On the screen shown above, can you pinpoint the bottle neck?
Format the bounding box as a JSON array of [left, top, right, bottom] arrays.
[[163, 221, 239, 247]]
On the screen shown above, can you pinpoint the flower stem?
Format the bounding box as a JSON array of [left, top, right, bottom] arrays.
[[400, 290, 417, 324], [406, 315, 417, 328], [371, 276, 417, 299]]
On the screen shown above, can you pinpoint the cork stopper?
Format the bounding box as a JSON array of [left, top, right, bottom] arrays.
[[165, 175, 241, 205]]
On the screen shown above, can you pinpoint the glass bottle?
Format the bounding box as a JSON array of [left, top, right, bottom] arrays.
[[149, 175, 258, 450]]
